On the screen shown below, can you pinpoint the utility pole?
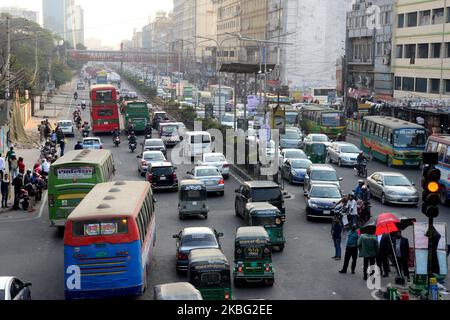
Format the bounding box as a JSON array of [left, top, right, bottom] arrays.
[[5, 16, 11, 103]]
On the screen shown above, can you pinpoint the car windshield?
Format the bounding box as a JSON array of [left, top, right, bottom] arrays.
[[311, 170, 338, 181], [182, 233, 217, 248], [283, 130, 301, 139], [59, 121, 72, 126], [196, 168, 220, 177], [384, 175, 411, 186], [146, 140, 164, 147], [251, 187, 282, 202], [152, 166, 173, 175], [144, 153, 165, 161], [341, 145, 360, 153], [83, 139, 99, 145], [204, 154, 225, 162], [161, 125, 178, 133], [285, 150, 306, 159], [310, 143, 326, 154], [285, 113, 298, 125], [311, 135, 329, 142], [310, 186, 341, 198], [394, 129, 427, 148], [322, 113, 344, 126], [222, 115, 234, 122], [291, 159, 311, 169]]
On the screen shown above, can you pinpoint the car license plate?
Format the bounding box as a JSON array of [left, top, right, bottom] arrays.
[[192, 201, 197, 205], [160, 176, 166, 181], [402, 198, 409, 202], [251, 262, 257, 267], [207, 181, 214, 185], [323, 210, 331, 215]]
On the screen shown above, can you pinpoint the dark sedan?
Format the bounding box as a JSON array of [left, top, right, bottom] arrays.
[[305, 184, 343, 220], [281, 158, 312, 184], [172, 227, 223, 273]]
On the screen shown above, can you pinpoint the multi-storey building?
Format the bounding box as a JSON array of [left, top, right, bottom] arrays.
[[240, 0, 268, 63], [214, 0, 241, 62], [73, 5, 84, 46], [392, 0, 450, 99], [346, 0, 394, 99], [0, 7, 39, 24], [43, 0, 66, 38], [151, 11, 174, 52], [142, 22, 153, 50]]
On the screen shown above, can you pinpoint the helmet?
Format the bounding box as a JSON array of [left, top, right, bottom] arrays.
[[358, 179, 365, 185], [359, 151, 364, 155], [131, 131, 135, 135], [361, 185, 367, 190], [27, 169, 31, 173]]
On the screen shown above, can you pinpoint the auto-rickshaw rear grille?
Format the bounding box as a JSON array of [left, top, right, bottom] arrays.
[[243, 261, 264, 273]]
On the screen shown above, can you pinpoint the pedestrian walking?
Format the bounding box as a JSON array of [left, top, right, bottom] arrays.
[[393, 231, 410, 281], [346, 194, 358, 227], [377, 233, 392, 277], [339, 225, 359, 274], [1, 173, 10, 208], [44, 122, 51, 139], [358, 232, 379, 280], [59, 139, 66, 157], [40, 158, 50, 177], [51, 130, 57, 144], [5, 146, 15, 172], [18, 157, 25, 175], [10, 155, 18, 179], [331, 215, 344, 260], [0, 153, 5, 180], [38, 121, 46, 142], [12, 173, 23, 210]]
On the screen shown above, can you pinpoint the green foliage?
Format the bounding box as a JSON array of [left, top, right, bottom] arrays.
[[51, 61, 72, 87]]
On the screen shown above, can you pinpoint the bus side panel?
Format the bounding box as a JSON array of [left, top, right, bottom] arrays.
[[64, 241, 143, 299], [437, 163, 450, 201], [361, 135, 391, 163], [141, 216, 156, 272]]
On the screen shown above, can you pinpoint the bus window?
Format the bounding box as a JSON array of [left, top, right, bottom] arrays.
[[427, 141, 438, 152], [96, 90, 113, 101], [445, 145, 450, 165], [388, 128, 394, 145], [98, 109, 113, 117], [362, 120, 367, 133], [438, 143, 446, 162], [368, 122, 375, 135], [383, 127, 389, 141]]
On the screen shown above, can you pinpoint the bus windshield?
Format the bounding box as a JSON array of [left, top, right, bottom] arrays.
[[394, 129, 426, 148], [285, 113, 298, 125], [95, 90, 113, 101], [321, 113, 343, 126]]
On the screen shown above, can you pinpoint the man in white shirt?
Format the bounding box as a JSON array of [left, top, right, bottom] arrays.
[[346, 194, 358, 226], [41, 158, 50, 177], [0, 153, 5, 180]]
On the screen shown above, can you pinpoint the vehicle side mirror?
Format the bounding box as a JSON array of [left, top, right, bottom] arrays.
[[307, 156, 311, 159], [217, 232, 224, 237], [179, 136, 184, 141], [235, 189, 239, 193], [248, 198, 253, 203], [172, 234, 179, 239], [186, 171, 191, 175], [378, 181, 383, 185], [137, 155, 141, 158], [211, 136, 215, 142], [412, 183, 415, 186], [24, 283, 32, 288], [339, 177, 343, 181]]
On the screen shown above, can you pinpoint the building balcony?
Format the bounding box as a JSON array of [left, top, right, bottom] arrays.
[[395, 23, 450, 40], [348, 59, 374, 66]]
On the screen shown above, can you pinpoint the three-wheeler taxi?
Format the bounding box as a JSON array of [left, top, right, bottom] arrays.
[[178, 180, 209, 219], [153, 282, 203, 300]]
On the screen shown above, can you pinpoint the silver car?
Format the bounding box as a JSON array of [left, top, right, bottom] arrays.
[[327, 142, 361, 167], [367, 172, 419, 205], [137, 151, 166, 176], [303, 134, 332, 148], [186, 166, 225, 196], [0, 277, 32, 300], [280, 128, 303, 149], [303, 164, 343, 195], [279, 148, 308, 168], [201, 153, 230, 178]]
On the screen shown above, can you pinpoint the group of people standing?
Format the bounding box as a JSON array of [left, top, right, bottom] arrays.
[[332, 219, 410, 281], [39, 120, 66, 158]]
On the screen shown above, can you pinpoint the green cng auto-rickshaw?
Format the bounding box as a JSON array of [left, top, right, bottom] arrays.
[[244, 202, 286, 252], [304, 142, 327, 164], [188, 248, 233, 300], [233, 226, 274, 287], [153, 282, 203, 300], [178, 180, 209, 219]]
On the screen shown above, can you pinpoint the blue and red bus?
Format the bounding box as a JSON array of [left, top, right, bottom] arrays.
[[64, 181, 155, 299], [90, 84, 120, 134], [425, 134, 450, 205]]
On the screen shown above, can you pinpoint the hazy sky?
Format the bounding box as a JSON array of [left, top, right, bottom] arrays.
[[2, 0, 173, 48]]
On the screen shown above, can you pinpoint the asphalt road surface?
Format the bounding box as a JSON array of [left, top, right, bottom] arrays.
[[0, 78, 448, 300]]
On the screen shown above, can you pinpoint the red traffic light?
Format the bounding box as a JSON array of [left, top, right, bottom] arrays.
[[427, 168, 441, 182]]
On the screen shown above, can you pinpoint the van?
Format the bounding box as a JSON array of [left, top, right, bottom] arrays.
[[183, 131, 214, 160]]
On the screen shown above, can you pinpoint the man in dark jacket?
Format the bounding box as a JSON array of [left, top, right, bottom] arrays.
[[393, 231, 410, 281], [358, 232, 379, 280], [331, 215, 344, 260], [12, 173, 23, 210], [339, 225, 359, 274], [377, 233, 392, 277]]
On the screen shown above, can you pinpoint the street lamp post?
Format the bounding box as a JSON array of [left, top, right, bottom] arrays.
[[195, 36, 236, 125]]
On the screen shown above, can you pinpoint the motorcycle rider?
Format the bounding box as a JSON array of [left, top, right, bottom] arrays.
[[357, 185, 371, 222], [128, 131, 137, 150], [82, 121, 90, 136], [355, 151, 368, 174], [112, 129, 121, 144], [354, 179, 365, 199], [74, 140, 83, 150], [73, 91, 78, 100], [126, 121, 135, 136], [81, 100, 87, 109], [144, 123, 152, 137]]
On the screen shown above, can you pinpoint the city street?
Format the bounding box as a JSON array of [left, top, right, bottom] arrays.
[[0, 79, 448, 300]]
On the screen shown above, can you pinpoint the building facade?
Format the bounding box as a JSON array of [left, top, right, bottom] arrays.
[[214, 0, 241, 61], [0, 7, 39, 24], [43, 0, 65, 37], [280, 0, 352, 93], [346, 0, 394, 98], [392, 0, 450, 99], [239, 0, 268, 63], [73, 5, 84, 46], [142, 22, 153, 50]]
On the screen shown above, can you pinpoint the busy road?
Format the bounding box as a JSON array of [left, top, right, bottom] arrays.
[[0, 78, 449, 301]]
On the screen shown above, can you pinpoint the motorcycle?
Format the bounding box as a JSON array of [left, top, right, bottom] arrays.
[[354, 159, 368, 178], [356, 199, 371, 226], [113, 136, 120, 147], [81, 103, 86, 111], [129, 142, 137, 153], [19, 188, 30, 210], [82, 129, 90, 137]]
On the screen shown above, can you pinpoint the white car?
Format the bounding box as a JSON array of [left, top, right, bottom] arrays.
[[137, 151, 166, 176], [279, 148, 308, 168], [82, 137, 104, 149], [327, 142, 361, 167], [57, 120, 74, 137], [201, 152, 230, 178], [0, 277, 32, 300], [220, 113, 235, 128], [303, 134, 332, 147]]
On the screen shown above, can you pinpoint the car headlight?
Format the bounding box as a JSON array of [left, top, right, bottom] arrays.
[[394, 153, 404, 158], [387, 190, 399, 196], [308, 202, 319, 209], [291, 170, 298, 176]]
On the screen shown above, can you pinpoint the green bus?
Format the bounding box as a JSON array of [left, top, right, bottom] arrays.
[[360, 116, 427, 167], [48, 149, 115, 227], [123, 100, 150, 133], [299, 105, 347, 140]]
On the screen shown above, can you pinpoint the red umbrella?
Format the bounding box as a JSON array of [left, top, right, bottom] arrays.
[[375, 212, 399, 236]]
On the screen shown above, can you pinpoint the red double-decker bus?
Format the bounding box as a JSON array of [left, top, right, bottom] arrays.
[[90, 84, 120, 134]]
